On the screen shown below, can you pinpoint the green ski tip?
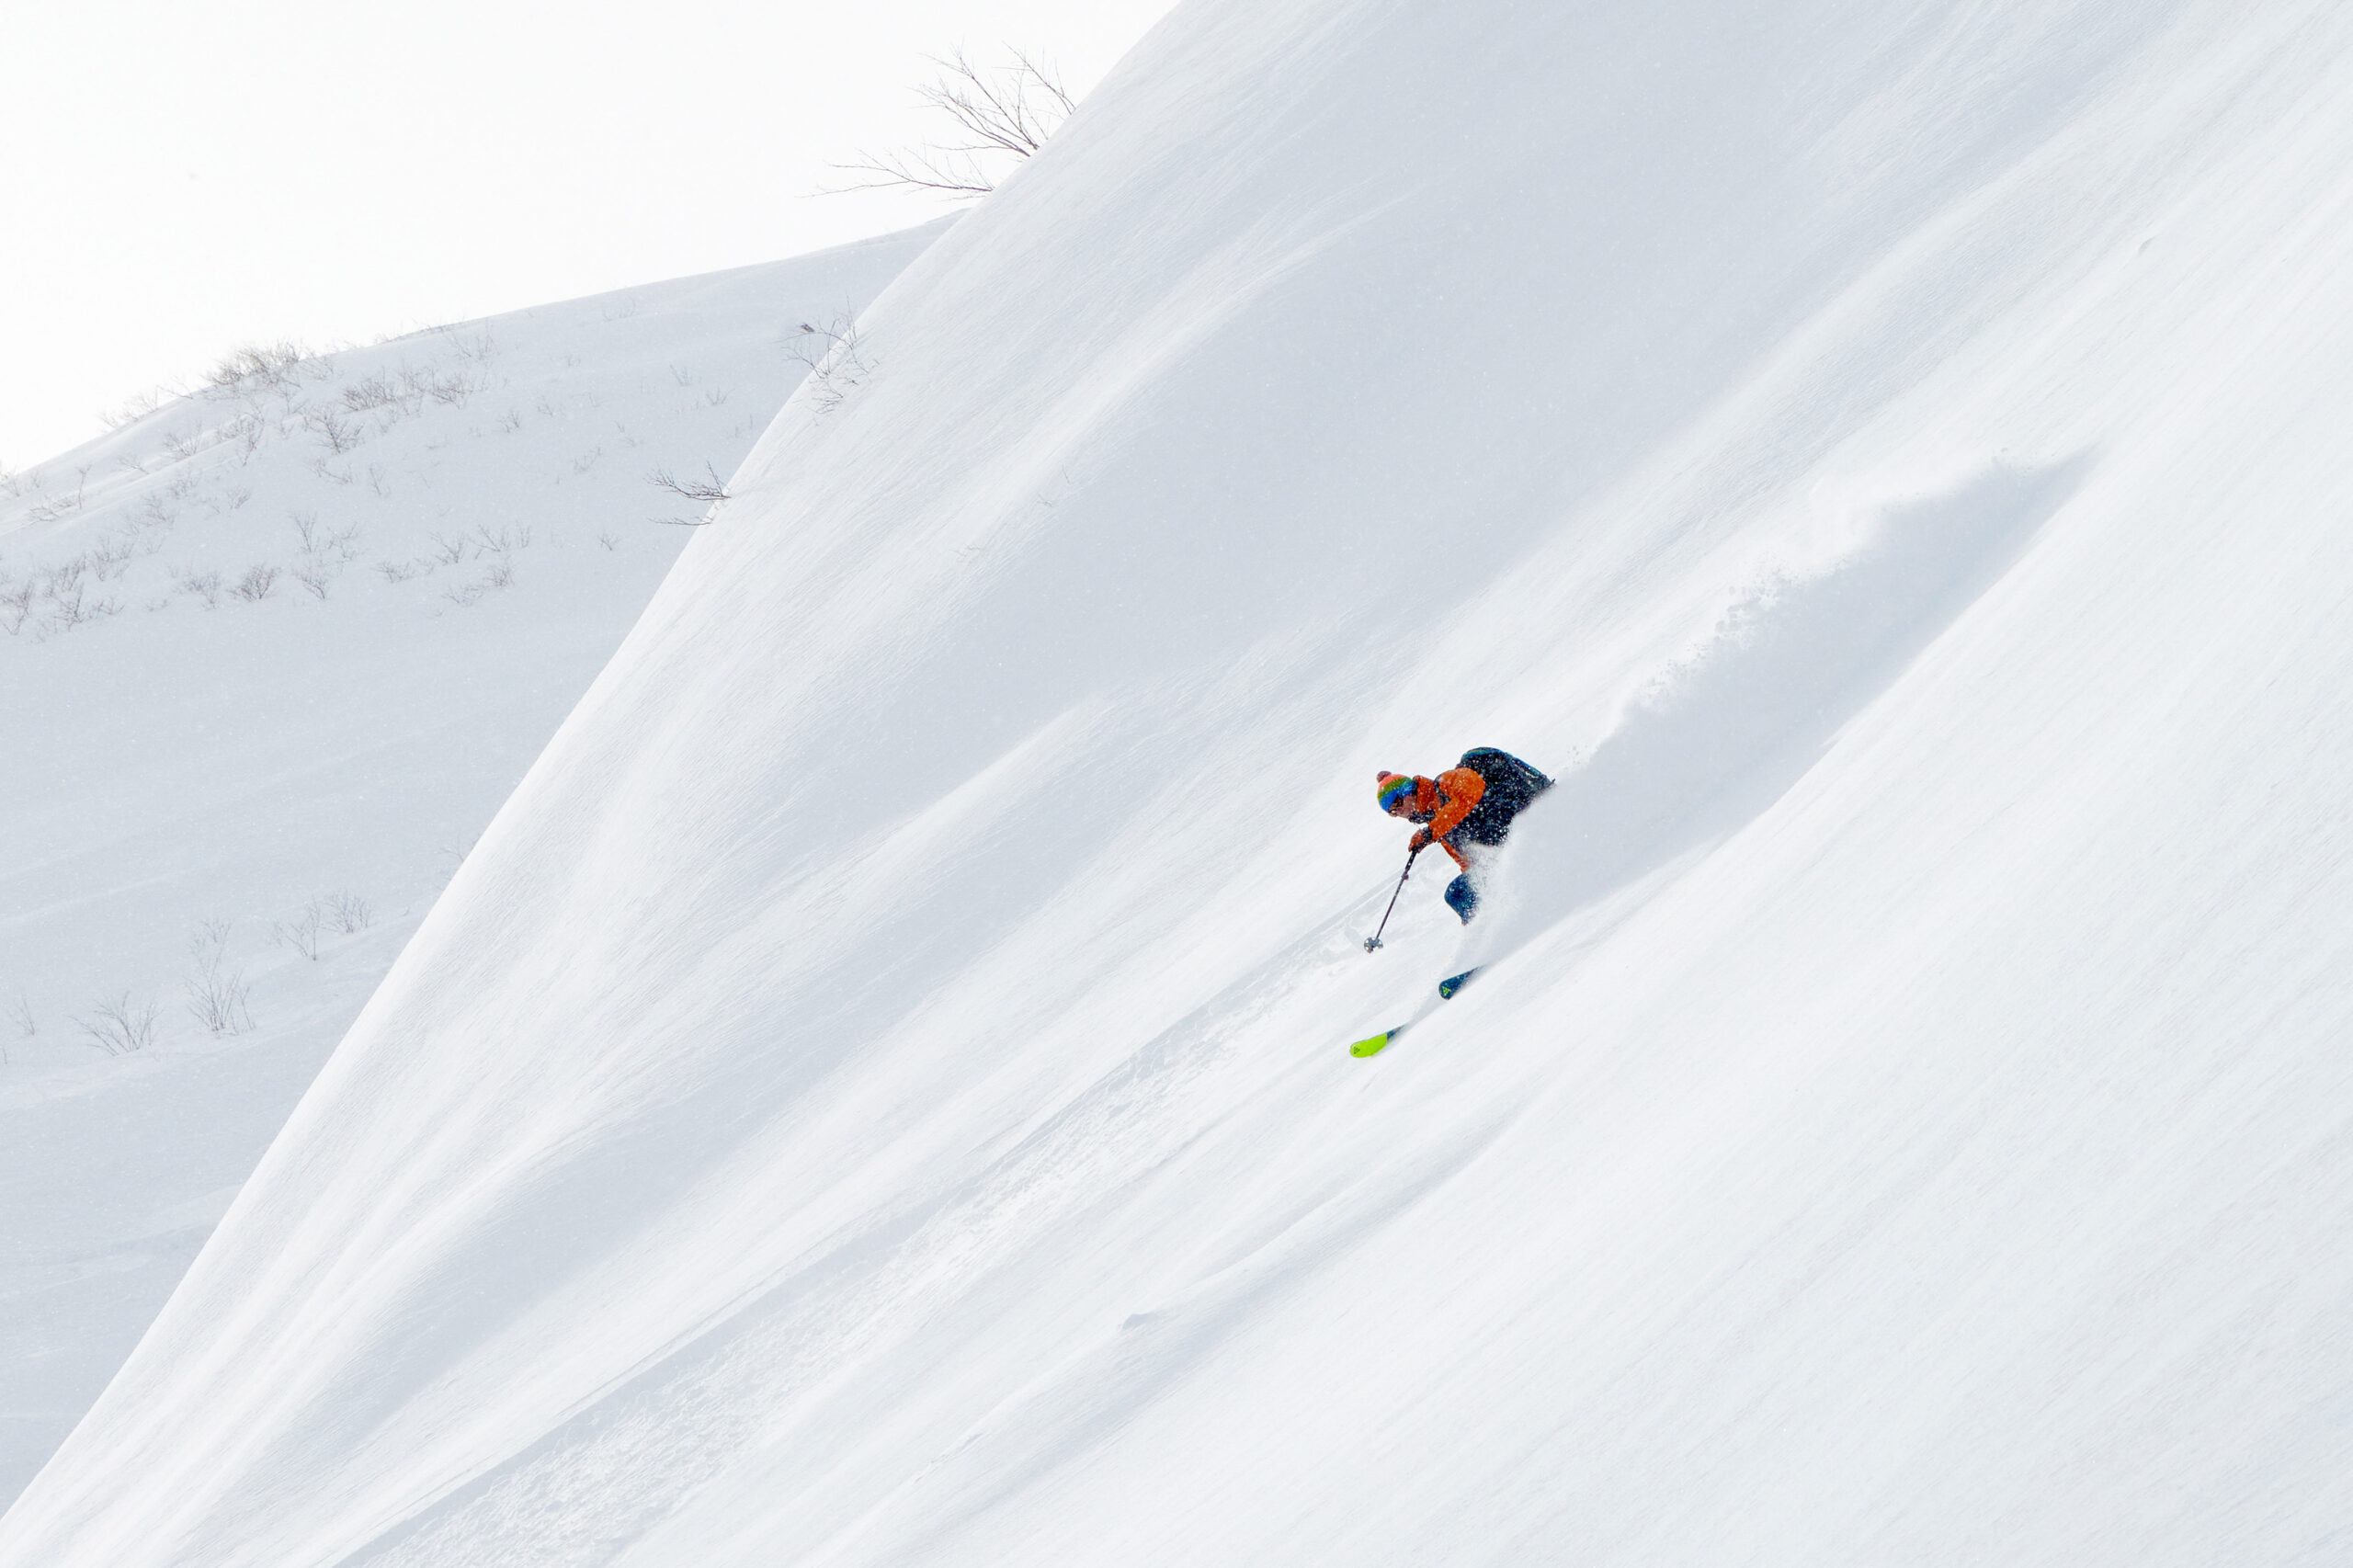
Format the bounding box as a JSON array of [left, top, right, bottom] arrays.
[[1350, 1029, 1399, 1058], [1438, 967, 1481, 1000]]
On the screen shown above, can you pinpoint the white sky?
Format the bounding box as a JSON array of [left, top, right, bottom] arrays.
[[1, 0, 1177, 469]]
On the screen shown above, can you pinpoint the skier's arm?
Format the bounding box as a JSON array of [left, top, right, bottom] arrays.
[[1405, 825, 1468, 869], [1424, 767, 1486, 841]]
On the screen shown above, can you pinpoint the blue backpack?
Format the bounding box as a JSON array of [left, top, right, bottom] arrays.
[[1454, 747, 1552, 839]]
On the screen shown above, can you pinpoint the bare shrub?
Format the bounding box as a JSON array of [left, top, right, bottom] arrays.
[[303, 408, 363, 454], [294, 563, 334, 598], [827, 46, 1074, 199], [289, 510, 321, 551], [649, 463, 732, 503], [426, 372, 477, 406], [185, 970, 253, 1035], [192, 916, 231, 961], [77, 993, 158, 1055], [474, 522, 530, 553], [376, 558, 428, 584], [394, 364, 438, 405], [479, 557, 515, 591], [44, 582, 120, 630], [2, 577, 38, 635], [443, 328, 496, 364], [498, 407, 525, 434], [101, 388, 171, 430], [784, 313, 871, 415], [427, 532, 469, 566], [23, 468, 88, 522], [273, 903, 325, 960], [88, 534, 137, 579], [340, 373, 402, 412], [324, 892, 371, 934], [597, 528, 620, 551], [175, 568, 225, 608], [33, 560, 121, 631], [231, 564, 280, 601], [203, 342, 306, 396], [648, 462, 734, 526], [185, 919, 254, 1036]]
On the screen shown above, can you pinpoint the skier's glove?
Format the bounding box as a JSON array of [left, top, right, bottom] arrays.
[[1408, 827, 1434, 853]]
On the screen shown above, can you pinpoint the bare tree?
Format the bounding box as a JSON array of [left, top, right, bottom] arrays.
[[827, 47, 1075, 200]]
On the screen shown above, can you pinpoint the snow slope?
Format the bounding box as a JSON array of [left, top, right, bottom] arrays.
[[0, 222, 938, 1506], [12, 0, 2353, 1562]]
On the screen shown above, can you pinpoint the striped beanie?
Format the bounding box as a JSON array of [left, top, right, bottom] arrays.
[[1376, 772, 1416, 813]]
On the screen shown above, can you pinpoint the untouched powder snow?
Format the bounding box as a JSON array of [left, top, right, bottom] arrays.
[[10, 0, 2353, 1562], [0, 225, 937, 1506]]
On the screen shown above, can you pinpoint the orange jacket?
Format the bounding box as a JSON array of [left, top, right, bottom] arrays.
[[1404, 767, 1487, 869]]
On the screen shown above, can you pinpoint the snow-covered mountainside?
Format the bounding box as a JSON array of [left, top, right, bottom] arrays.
[[0, 223, 938, 1506], [12, 0, 2353, 1561]]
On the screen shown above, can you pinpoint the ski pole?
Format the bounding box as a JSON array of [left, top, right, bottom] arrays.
[[1364, 847, 1420, 953]]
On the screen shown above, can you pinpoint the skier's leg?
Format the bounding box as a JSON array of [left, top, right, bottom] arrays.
[[1445, 872, 1479, 922]]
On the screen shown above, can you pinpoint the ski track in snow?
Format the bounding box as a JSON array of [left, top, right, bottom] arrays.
[[12, 0, 2353, 1562]]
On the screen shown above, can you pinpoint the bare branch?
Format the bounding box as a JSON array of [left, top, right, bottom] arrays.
[[646, 461, 734, 526], [824, 46, 1075, 201]]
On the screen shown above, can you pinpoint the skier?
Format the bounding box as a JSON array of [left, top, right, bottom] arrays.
[[1375, 747, 1553, 922]]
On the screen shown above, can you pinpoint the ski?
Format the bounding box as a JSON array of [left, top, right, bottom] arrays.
[[1349, 969, 1483, 1056]]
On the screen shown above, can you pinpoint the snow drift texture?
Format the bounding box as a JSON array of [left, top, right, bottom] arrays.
[[10, 0, 2353, 1562], [0, 224, 933, 1504]]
